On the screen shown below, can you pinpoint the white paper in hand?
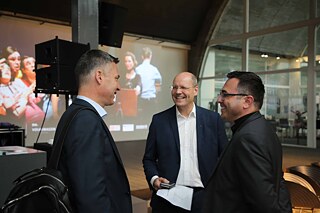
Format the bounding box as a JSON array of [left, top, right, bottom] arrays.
[[156, 185, 193, 210]]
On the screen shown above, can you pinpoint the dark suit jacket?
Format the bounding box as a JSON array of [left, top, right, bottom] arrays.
[[143, 105, 228, 210], [54, 99, 132, 213], [203, 112, 292, 213]]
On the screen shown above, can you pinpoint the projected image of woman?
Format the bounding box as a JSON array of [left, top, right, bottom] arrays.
[[110, 51, 142, 118], [123, 51, 141, 96], [0, 62, 28, 120], [2, 46, 23, 79]]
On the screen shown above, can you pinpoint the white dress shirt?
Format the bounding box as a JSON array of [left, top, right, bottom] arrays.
[[175, 104, 204, 188]]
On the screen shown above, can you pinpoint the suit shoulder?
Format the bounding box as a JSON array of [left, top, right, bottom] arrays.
[[59, 105, 99, 125], [153, 106, 175, 117]]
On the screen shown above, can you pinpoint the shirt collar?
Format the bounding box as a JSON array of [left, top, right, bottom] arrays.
[[176, 103, 196, 119], [77, 95, 107, 118]]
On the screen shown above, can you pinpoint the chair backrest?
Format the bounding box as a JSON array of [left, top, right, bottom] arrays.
[[279, 118, 289, 127], [285, 181, 320, 208], [287, 165, 320, 196], [283, 172, 316, 195]]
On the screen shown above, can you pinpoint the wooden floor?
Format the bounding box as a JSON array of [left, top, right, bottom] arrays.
[[116, 140, 320, 192]]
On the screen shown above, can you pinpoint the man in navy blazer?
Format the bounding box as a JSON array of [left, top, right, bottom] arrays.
[[54, 50, 132, 213], [143, 72, 228, 213]]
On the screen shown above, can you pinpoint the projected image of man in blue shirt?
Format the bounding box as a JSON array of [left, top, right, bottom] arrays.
[[136, 47, 162, 116]]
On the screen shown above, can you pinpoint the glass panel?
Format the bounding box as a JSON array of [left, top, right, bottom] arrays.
[[317, 0, 320, 17], [316, 23, 320, 146], [198, 78, 226, 110], [316, 72, 320, 145], [258, 71, 307, 146], [212, 0, 243, 39], [317, 23, 320, 63], [198, 78, 232, 139], [201, 41, 242, 78], [249, 28, 308, 71], [249, 0, 309, 32]]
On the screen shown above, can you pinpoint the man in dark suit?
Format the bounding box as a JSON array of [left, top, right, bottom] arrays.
[[143, 72, 228, 213], [203, 71, 292, 213], [54, 50, 132, 213]]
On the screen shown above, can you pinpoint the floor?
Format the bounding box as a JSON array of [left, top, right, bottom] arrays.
[[116, 140, 320, 191]]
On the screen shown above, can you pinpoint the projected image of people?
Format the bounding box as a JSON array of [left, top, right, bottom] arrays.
[[136, 47, 162, 117], [0, 46, 53, 127]]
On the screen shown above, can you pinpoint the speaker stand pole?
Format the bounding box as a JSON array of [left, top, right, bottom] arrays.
[[65, 94, 70, 110]]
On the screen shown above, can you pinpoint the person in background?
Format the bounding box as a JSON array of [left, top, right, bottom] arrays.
[[203, 71, 292, 213], [1, 46, 22, 79], [136, 47, 162, 116], [20, 56, 45, 123], [143, 72, 228, 213], [53, 49, 132, 213], [123, 51, 142, 96], [0, 62, 28, 119], [21, 56, 36, 86]]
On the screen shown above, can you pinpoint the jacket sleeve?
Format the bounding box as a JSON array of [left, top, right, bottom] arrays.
[[142, 117, 159, 189], [65, 111, 111, 213], [234, 135, 283, 213]]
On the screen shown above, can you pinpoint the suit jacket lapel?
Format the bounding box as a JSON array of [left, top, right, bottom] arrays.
[[195, 106, 204, 153], [102, 121, 126, 168], [168, 106, 180, 152]]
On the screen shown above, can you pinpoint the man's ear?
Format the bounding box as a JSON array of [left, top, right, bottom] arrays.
[[243, 95, 254, 109], [194, 85, 199, 96], [95, 70, 103, 84]]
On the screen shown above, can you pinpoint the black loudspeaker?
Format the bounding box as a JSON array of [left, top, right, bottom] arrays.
[[35, 37, 90, 95], [99, 2, 127, 48]]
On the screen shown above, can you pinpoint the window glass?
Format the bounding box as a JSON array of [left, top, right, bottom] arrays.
[[259, 71, 307, 146], [212, 0, 243, 39], [198, 78, 232, 139], [201, 42, 242, 78], [317, 0, 320, 17], [249, 0, 309, 32], [198, 78, 226, 110], [249, 28, 308, 71]]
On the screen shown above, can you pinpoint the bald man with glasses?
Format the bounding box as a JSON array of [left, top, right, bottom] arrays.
[[143, 72, 228, 213]]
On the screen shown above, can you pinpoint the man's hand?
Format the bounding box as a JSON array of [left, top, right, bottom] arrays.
[[153, 177, 169, 190]]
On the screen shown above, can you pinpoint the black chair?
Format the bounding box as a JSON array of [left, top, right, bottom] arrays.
[[277, 118, 290, 138], [284, 172, 316, 195], [287, 165, 320, 197]]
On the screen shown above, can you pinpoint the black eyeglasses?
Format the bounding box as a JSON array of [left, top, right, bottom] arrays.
[[218, 92, 249, 99]]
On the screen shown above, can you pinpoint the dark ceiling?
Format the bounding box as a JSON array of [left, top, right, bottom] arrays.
[[0, 0, 220, 45]]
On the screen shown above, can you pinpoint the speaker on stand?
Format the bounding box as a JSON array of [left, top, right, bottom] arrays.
[[35, 36, 90, 108]]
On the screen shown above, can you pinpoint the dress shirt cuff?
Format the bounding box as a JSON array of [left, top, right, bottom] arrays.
[[151, 175, 159, 188]]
